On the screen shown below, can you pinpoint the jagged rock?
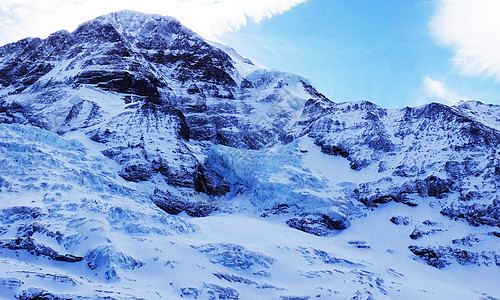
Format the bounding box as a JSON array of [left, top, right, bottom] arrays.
[[489, 231, 500, 238], [152, 189, 216, 217], [408, 245, 451, 269], [195, 243, 276, 270], [16, 222, 64, 243], [260, 203, 300, 217], [17, 289, 73, 300], [0, 237, 83, 262], [74, 70, 162, 101], [409, 228, 444, 240], [347, 241, 371, 249], [390, 216, 411, 225], [420, 176, 454, 198], [422, 220, 439, 226], [86, 245, 144, 280], [409, 245, 499, 268], [319, 144, 349, 158], [441, 199, 500, 227], [399, 176, 453, 199], [286, 213, 350, 236], [203, 284, 239, 300], [359, 194, 396, 208], [118, 163, 154, 182], [181, 287, 202, 298], [193, 165, 231, 196], [452, 234, 481, 247]]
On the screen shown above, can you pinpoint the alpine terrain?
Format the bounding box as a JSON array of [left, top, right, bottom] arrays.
[[0, 10, 498, 299]]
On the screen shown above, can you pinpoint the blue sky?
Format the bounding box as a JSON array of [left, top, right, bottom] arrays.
[[1, 0, 499, 108], [219, 0, 500, 107]]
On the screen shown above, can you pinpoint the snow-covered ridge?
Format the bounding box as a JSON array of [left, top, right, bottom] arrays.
[[0, 10, 499, 299]]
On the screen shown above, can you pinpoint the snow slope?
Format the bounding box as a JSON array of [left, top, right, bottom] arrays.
[[0, 123, 498, 299]]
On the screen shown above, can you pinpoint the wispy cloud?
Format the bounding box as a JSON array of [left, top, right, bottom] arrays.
[[422, 76, 462, 105], [430, 0, 500, 81], [0, 0, 308, 46]]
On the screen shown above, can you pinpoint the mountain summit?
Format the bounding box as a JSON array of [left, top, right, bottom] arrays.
[[0, 10, 499, 299]]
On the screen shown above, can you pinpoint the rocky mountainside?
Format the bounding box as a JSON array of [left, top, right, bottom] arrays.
[[0, 10, 498, 299]]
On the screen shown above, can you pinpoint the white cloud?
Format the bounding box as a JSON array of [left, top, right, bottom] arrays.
[[0, 0, 308, 46], [430, 0, 500, 81], [422, 76, 462, 104]]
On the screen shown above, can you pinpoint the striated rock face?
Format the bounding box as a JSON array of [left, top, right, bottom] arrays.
[[290, 98, 499, 228], [440, 199, 500, 227], [152, 188, 217, 217], [0, 10, 321, 192], [409, 245, 499, 269]]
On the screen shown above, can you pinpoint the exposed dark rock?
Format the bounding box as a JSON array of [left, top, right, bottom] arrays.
[[318, 144, 348, 158], [118, 163, 153, 182], [452, 234, 480, 247], [286, 213, 349, 236], [347, 241, 371, 249], [16, 222, 64, 243], [193, 165, 230, 196], [422, 220, 439, 226], [181, 287, 202, 298], [444, 160, 475, 179], [17, 271, 78, 286], [0, 237, 83, 262], [395, 176, 454, 199], [458, 191, 481, 202], [17, 289, 74, 300], [390, 216, 411, 225], [440, 199, 500, 227], [172, 108, 190, 141], [408, 245, 450, 269], [260, 203, 300, 217], [409, 228, 444, 240], [366, 135, 394, 152], [152, 189, 216, 217], [420, 176, 454, 198], [359, 195, 396, 208], [59, 100, 102, 132], [489, 231, 500, 238], [74, 70, 162, 101], [409, 245, 499, 268]]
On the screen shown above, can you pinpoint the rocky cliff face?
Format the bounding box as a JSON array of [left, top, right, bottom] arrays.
[[0, 10, 498, 300]]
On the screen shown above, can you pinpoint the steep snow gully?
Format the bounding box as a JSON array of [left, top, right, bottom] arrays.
[[0, 10, 498, 299]]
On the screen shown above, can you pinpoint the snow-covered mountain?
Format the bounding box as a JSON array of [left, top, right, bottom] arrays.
[[0, 10, 498, 299]]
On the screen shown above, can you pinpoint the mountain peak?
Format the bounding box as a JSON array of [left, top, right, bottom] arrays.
[[95, 10, 194, 39]]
